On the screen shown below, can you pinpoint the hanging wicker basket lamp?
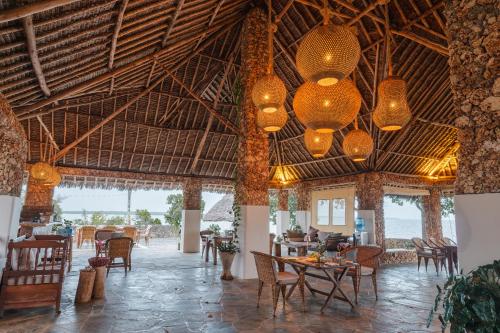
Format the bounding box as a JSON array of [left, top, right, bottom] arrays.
[[257, 106, 288, 132], [373, 76, 411, 131], [31, 162, 53, 182], [342, 128, 374, 162], [293, 79, 361, 133], [304, 128, 333, 158], [252, 74, 287, 113]]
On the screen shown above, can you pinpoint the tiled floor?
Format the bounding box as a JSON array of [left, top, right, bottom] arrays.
[[0, 239, 446, 332]]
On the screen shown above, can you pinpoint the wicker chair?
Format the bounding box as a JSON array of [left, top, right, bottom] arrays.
[[78, 226, 96, 248], [103, 225, 117, 231], [123, 226, 137, 240], [411, 237, 445, 275], [251, 251, 301, 317], [340, 245, 384, 303], [442, 237, 457, 246], [105, 237, 134, 276], [200, 230, 214, 258], [95, 230, 114, 256]]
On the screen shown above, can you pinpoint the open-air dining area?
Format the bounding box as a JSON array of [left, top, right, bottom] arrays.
[[0, 0, 498, 332]]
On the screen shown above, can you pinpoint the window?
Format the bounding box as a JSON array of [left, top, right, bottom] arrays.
[[332, 198, 346, 225], [317, 199, 329, 225]]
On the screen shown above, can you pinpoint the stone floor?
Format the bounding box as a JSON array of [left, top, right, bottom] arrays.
[[0, 239, 447, 333]]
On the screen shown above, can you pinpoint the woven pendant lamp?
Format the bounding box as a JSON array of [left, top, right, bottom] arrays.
[[31, 161, 53, 182], [296, 3, 360, 86], [257, 106, 288, 132], [293, 79, 361, 133], [304, 128, 333, 158], [343, 128, 374, 162], [373, 77, 411, 131], [40, 167, 61, 188]]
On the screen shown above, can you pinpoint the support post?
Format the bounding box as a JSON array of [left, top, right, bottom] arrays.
[[357, 173, 385, 248], [181, 178, 202, 253], [276, 189, 289, 236], [20, 175, 54, 222], [445, 1, 500, 272], [234, 7, 270, 279], [295, 183, 311, 233], [422, 187, 442, 241]]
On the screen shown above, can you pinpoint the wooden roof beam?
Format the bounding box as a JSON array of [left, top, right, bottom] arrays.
[[347, 0, 387, 26], [390, 29, 448, 56], [428, 142, 460, 176], [22, 15, 51, 97], [161, 0, 185, 47], [0, 0, 79, 24], [108, 0, 129, 70], [36, 116, 59, 151]]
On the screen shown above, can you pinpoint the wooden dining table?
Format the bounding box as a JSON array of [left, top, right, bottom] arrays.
[[277, 256, 358, 313], [205, 235, 233, 265]]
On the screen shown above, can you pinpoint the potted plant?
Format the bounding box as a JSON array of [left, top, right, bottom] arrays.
[[428, 260, 500, 333], [217, 241, 238, 280], [208, 224, 221, 236]]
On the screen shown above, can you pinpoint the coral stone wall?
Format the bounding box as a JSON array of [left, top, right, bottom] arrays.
[[422, 187, 443, 240], [235, 7, 270, 206], [445, 0, 499, 194], [21, 176, 54, 221], [356, 173, 385, 248], [295, 183, 311, 211], [183, 178, 202, 210], [278, 189, 288, 211], [0, 94, 27, 197]]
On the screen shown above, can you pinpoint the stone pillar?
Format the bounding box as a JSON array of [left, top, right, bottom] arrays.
[[422, 187, 442, 241], [445, 1, 500, 271], [276, 189, 289, 236], [234, 7, 270, 279], [295, 183, 311, 232], [181, 178, 202, 253], [357, 173, 384, 248], [0, 94, 28, 268], [20, 175, 54, 222]]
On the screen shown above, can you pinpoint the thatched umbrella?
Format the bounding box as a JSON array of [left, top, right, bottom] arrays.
[[203, 194, 234, 222]]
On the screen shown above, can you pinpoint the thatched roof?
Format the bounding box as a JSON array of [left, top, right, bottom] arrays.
[[203, 194, 234, 222], [1, 0, 456, 185]]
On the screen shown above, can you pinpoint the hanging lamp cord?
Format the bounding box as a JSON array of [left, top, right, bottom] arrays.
[[267, 0, 275, 75], [322, 0, 329, 25], [385, 3, 393, 76]]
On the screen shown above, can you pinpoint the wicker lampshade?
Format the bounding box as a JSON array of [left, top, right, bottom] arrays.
[[293, 79, 361, 133], [39, 166, 61, 188], [296, 24, 360, 86], [257, 106, 288, 132], [373, 76, 411, 131], [342, 129, 374, 162], [252, 74, 287, 113], [271, 165, 297, 186], [31, 161, 53, 182], [304, 128, 333, 158]]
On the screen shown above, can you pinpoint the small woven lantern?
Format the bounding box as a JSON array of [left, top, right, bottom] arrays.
[[342, 129, 374, 162], [296, 24, 360, 86], [304, 128, 333, 158], [257, 106, 288, 132], [293, 79, 361, 133], [373, 76, 411, 131], [271, 165, 297, 186], [31, 161, 53, 182], [252, 74, 286, 113]]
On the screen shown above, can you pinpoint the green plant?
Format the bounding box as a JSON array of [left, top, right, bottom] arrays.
[[164, 194, 183, 238], [217, 241, 238, 254], [229, 199, 240, 253], [428, 260, 500, 333], [269, 192, 278, 225], [208, 224, 221, 235], [106, 215, 125, 225], [290, 224, 303, 233], [90, 212, 107, 225]]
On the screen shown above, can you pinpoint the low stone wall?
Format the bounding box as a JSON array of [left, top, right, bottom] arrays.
[[382, 249, 417, 265], [385, 238, 415, 250]]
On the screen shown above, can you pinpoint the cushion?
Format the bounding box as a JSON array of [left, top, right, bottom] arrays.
[[304, 226, 319, 241], [317, 231, 331, 242]]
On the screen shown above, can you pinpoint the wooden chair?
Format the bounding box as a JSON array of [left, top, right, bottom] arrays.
[[34, 235, 72, 273], [143, 225, 152, 246], [200, 230, 214, 258], [341, 245, 384, 303], [411, 237, 445, 275], [78, 226, 96, 248], [105, 237, 134, 276], [103, 225, 117, 231], [442, 237, 457, 246], [123, 226, 137, 240], [95, 230, 114, 256], [251, 251, 301, 317]]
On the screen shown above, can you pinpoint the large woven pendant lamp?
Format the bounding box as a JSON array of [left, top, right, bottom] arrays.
[[304, 128, 333, 158], [31, 161, 53, 182], [342, 118, 374, 162], [40, 167, 61, 188], [257, 106, 288, 132], [296, 0, 360, 86], [373, 4, 411, 131], [251, 0, 286, 113], [293, 79, 361, 133]]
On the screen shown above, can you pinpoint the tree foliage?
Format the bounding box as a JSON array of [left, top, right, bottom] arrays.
[[441, 195, 455, 218], [90, 212, 107, 225], [134, 209, 161, 226], [107, 215, 125, 225], [269, 192, 278, 225], [52, 195, 66, 222], [288, 192, 297, 227], [388, 194, 423, 212], [164, 194, 183, 236]]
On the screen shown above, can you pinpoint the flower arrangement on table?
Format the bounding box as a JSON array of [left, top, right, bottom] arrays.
[[308, 240, 327, 263], [337, 242, 351, 253]]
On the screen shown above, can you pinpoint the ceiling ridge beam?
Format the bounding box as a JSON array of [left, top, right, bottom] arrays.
[[22, 15, 51, 97]]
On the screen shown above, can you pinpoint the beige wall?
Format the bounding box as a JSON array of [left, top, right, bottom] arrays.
[[310, 187, 355, 235]]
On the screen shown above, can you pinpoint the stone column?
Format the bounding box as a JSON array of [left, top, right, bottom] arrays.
[[295, 183, 311, 232], [234, 7, 270, 279], [181, 178, 202, 253], [0, 94, 28, 268], [276, 189, 289, 236], [356, 173, 384, 248], [20, 175, 54, 222], [422, 187, 442, 241], [445, 1, 500, 271]]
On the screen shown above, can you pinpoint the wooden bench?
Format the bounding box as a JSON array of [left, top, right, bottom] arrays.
[[0, 237, 68, 316]]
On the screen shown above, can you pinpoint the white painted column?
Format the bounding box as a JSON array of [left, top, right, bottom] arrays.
[[296, 210, 310, 232], [181, 209, 201, 253], [455, 193, 500, 273], [276, 210, 289, 235], [234, 205, 269, 279], [0, 195, 22, 269]]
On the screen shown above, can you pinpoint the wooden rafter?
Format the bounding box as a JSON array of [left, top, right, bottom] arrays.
[[0, 0, 79, 23], [108, 0, 129, 70], [36, 116, 59, 150], [391, 29, 448, 56], [161, 0, 185, 47], [428, 143, 459, 176], [22, 15, 51, 97]]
